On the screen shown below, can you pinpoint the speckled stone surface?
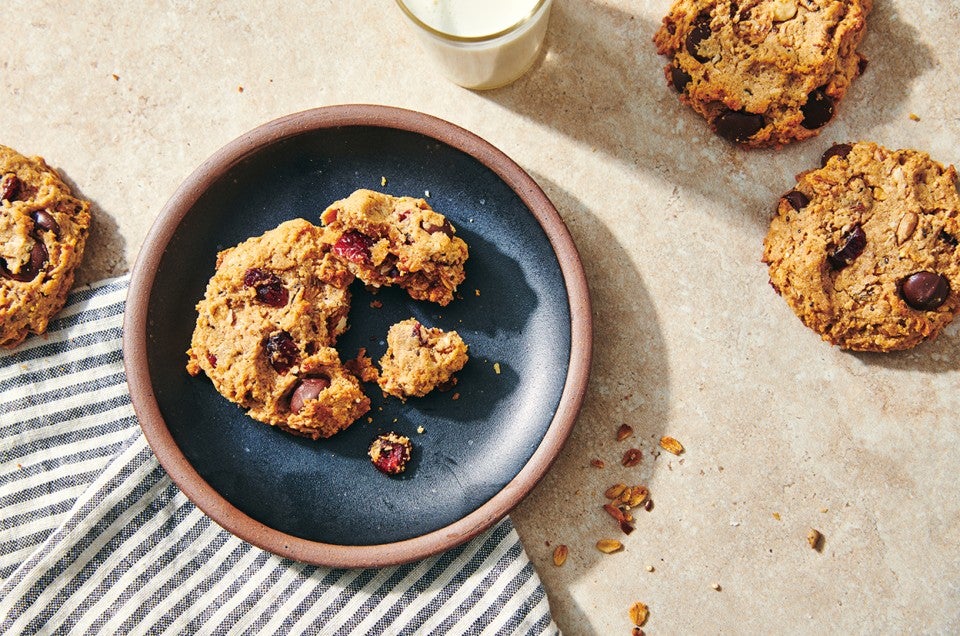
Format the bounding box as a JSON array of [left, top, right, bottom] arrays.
[[5, 1, 958, 632]]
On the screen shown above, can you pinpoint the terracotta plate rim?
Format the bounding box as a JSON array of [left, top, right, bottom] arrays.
[[122, 104, 592, 568]]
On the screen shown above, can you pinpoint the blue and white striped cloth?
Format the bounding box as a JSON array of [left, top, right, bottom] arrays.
[[0, 276, 558, 635]]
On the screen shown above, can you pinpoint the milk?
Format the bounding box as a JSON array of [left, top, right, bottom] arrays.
[[397, 0, 553, 90]]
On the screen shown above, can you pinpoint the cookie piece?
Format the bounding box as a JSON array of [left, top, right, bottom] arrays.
[[653, 0, 871, 147], [762, 141, 960, 351], [369, 432, 413, 475], [320, 190, 468, 306], [186, 219, 369, 438], [0, 145, 91, 347], [378, 318, 469, 399]]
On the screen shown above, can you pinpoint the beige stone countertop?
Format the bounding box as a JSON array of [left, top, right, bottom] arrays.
[[6, 0, 960, 633]]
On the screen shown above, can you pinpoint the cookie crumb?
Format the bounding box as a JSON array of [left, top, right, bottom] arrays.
[[111, 73, 120, 81], [807, 528, 824, 552], [493, 362, 501, 374], [711, 582, 722, 591], [909, 113, 921, 122], [417, 425, 425, 434], [452, 392, 460, 400], [772, 512, 781, 521], [645, 565, 654, 572], [381, 176, 388, 186], [474, 288, 480, 296], [424, 189, 431, 197], [237, 85, 244, 93], [370, 299, 383, 309], [590, 458, 605, 469], [369, 432, 412, 475]]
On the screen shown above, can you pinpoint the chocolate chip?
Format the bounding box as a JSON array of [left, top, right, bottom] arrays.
[[1, 241, 48, 282], [820, 143, 853, 167], [422, 219, 454, 237], [714, 109, 766, 143], [783, 190, 810, 211], [289, 376, 331, 412], [801, 88, 834, 130], [827, 224, 866, 270], [939, 230, 959, 247], [0, 173, 20, 202], [31, 210, 60, 237], [901, 271, 950, 310], [670, 64, 692, 93], [685, 14, 713, 63]]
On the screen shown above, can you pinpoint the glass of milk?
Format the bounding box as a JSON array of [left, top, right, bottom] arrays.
[[396, 0, 553, 90]]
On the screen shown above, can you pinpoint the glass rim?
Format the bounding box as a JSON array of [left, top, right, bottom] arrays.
[[395, 0, 550, 43]]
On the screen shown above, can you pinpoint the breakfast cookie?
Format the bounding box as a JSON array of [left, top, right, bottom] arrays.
[[0, 145, 91, 347], [762, 141, 960, 351], [653, 0, 871, 147], [378, 318, 469, 399], [320, 190, 468, 306], [186, 218, 370, 439]]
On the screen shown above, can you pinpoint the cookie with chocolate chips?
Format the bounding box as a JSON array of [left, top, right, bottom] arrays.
[[186, 219, 370, 439], [0, 145, 91, 348], [762, 141, 960, 351], [653, 0, 871, 148]]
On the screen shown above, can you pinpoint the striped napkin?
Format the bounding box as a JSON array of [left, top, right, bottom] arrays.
[[0, 276, 558, 635]]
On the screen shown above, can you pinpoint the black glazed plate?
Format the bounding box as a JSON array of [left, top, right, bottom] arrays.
[[123, 105, 591, 567]]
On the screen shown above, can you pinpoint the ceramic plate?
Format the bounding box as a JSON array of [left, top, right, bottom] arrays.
[[123, 105, 591, 568]]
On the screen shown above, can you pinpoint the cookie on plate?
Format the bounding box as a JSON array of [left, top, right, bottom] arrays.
[[320, 190, 468, 306], [762, 141, 960, 351], [0, 145, 91, 348], [653, 0, 871, 147], [186, 218, 370, 439], [378, 318, 468, 399]]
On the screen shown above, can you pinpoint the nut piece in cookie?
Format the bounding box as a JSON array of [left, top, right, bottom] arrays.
[[378, 318, 469, 399], [320, 190, 468, 306], [369, 432, 413, 475], [0, 145, 91, 347], [186, 218, 369, 438], [762, 141, 960, 351], [653, 0, 872, 148]]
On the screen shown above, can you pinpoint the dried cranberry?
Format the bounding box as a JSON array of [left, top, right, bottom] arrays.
[[369, 433, 412, 475], [0, 173, 20, 202], [827, 224, 867, 270], [206, 353, 218, 368], [243, 268, 288, 307], [264, 331, 299, 374], [332, 231, 374, 264], [289, 377, 331, 412], [939, 230, 958, 247]]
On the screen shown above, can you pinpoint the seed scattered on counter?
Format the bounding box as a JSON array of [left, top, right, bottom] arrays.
[[807, 528, 824, 552], [591, 458, 605, 469], [711, 582, 722, 591], [659, 436, 684, 455], [596, 539, 623, 554], [629, 601, 649, 627], [616, 424, 634, 441], [622, 448, 642, 467], [552, 544, 568, 566]]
